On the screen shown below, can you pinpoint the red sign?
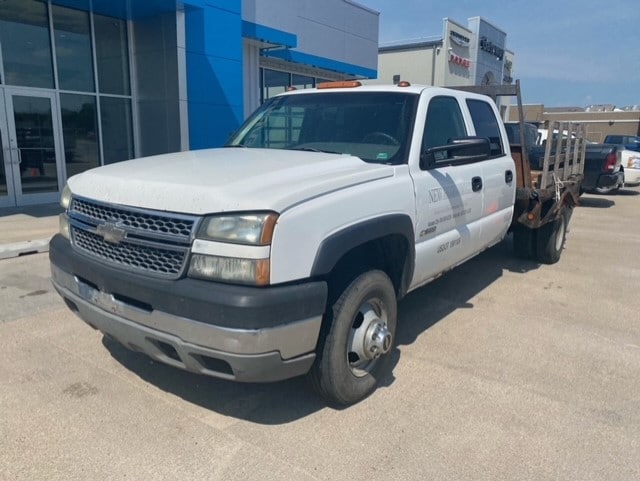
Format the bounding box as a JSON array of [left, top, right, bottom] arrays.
[[449, 53, 470, 69]]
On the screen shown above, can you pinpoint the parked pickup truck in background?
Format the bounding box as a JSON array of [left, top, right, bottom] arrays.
[[620, 149, 640, 186], [604, 135, 640, 152], [50, 80, 582, 405], [602, 135, 640, 187]]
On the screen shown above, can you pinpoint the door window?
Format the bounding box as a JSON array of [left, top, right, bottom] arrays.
[[421, 96, 467, 166], [466, 99, 504, 156], [13, 95, 59, 194]]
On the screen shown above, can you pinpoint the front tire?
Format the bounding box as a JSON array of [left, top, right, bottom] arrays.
[[535, 209, 569, 264], [309, 270, 397, 406]]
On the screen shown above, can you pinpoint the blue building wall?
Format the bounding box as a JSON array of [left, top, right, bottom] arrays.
[[184, 1, 243, 149]]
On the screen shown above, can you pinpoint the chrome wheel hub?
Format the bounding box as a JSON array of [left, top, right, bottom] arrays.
[[365, 322, 393, 358], [347, 300, 392, 377]]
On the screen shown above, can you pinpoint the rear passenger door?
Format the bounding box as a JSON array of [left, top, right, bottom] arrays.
[[409, 94, 486, 287], [465, 98, 515, 249]]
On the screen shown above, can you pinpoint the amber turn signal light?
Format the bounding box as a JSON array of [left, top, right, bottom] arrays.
[[317, 80, 362, 89]]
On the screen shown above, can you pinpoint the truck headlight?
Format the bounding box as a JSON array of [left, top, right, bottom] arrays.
[[188, 212, 278, 285], [197, 212, 278, 245]]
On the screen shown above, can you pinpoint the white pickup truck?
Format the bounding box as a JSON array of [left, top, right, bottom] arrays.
[[50, 81, 580, 405], [621, 149, 640, 186]]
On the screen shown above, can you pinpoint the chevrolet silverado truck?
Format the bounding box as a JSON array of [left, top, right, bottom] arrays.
[[50, 80, 581, 405]]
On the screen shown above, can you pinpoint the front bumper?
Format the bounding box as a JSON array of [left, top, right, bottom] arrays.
[[624, 168, 640, 186], [50, 235, 327, 382]]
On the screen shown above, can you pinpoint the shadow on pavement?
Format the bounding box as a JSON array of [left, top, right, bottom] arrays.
[[615, 188, 640, 196], [579, 197, 615, 208], [102, 236, 539, 423], [396, 236, 538, 347], [103, 336, 329, 423]]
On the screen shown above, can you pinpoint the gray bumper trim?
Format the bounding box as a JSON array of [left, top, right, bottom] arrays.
[[52, 265, 321, 382]]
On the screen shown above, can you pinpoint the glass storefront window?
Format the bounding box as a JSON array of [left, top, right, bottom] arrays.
[[100, 96, 134, 164], [60, 94, 99, 177], [291, 74, 314, 90], [94, 14, 131, 95], [261, 70, 339, 103], [263, 69, 290, 101], [0, 3, 136, 205], [0, 0, 54, 88], [53, 6, 95, 92]]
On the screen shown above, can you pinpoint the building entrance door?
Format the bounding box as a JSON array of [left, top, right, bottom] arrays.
[[0, 88, 64, 207]]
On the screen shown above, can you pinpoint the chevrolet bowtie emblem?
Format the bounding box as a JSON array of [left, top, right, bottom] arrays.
[[96, 221, 127, 244]]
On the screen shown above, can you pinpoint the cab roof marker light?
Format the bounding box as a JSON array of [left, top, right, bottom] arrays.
[[317, 81, 362, 89], [397, 81, 411, 87]]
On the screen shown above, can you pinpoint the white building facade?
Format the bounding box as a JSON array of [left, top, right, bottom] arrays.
[[371, 16, 514, 89]]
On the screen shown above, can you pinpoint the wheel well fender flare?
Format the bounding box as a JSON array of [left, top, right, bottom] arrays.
[[310, 214, 415, 295]]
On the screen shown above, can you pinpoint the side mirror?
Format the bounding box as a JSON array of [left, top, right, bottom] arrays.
[[420, 137, 491, 169]]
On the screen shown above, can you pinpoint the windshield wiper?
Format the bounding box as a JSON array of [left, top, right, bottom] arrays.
[[286, 147, 343, 155]]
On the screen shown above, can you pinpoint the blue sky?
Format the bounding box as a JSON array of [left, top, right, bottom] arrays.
[[358, 0, 640, 107]]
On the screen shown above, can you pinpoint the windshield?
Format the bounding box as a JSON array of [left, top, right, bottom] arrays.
[[227, 91, 419, 165]]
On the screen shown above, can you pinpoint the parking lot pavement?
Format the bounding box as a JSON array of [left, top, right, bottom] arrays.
[[0, 203, 60, 259], [1, 187, 639, 480]]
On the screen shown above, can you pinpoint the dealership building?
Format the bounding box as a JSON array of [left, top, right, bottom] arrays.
[[0, 0, 378, 207], [369, 17, 514, 93]]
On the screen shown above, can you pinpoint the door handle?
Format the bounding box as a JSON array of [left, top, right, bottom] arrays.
[[505, 170, 513, 183], [471, 176, 483, 192]]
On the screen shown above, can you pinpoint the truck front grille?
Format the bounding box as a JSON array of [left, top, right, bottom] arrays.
[[68, 197, 199, 279], [71, 198, 195, 242]]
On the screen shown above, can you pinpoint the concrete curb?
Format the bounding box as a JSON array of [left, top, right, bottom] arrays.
[[0, 238, 51, 260]]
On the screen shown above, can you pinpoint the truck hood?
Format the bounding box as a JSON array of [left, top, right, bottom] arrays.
[[67, 148, 394, 214]]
